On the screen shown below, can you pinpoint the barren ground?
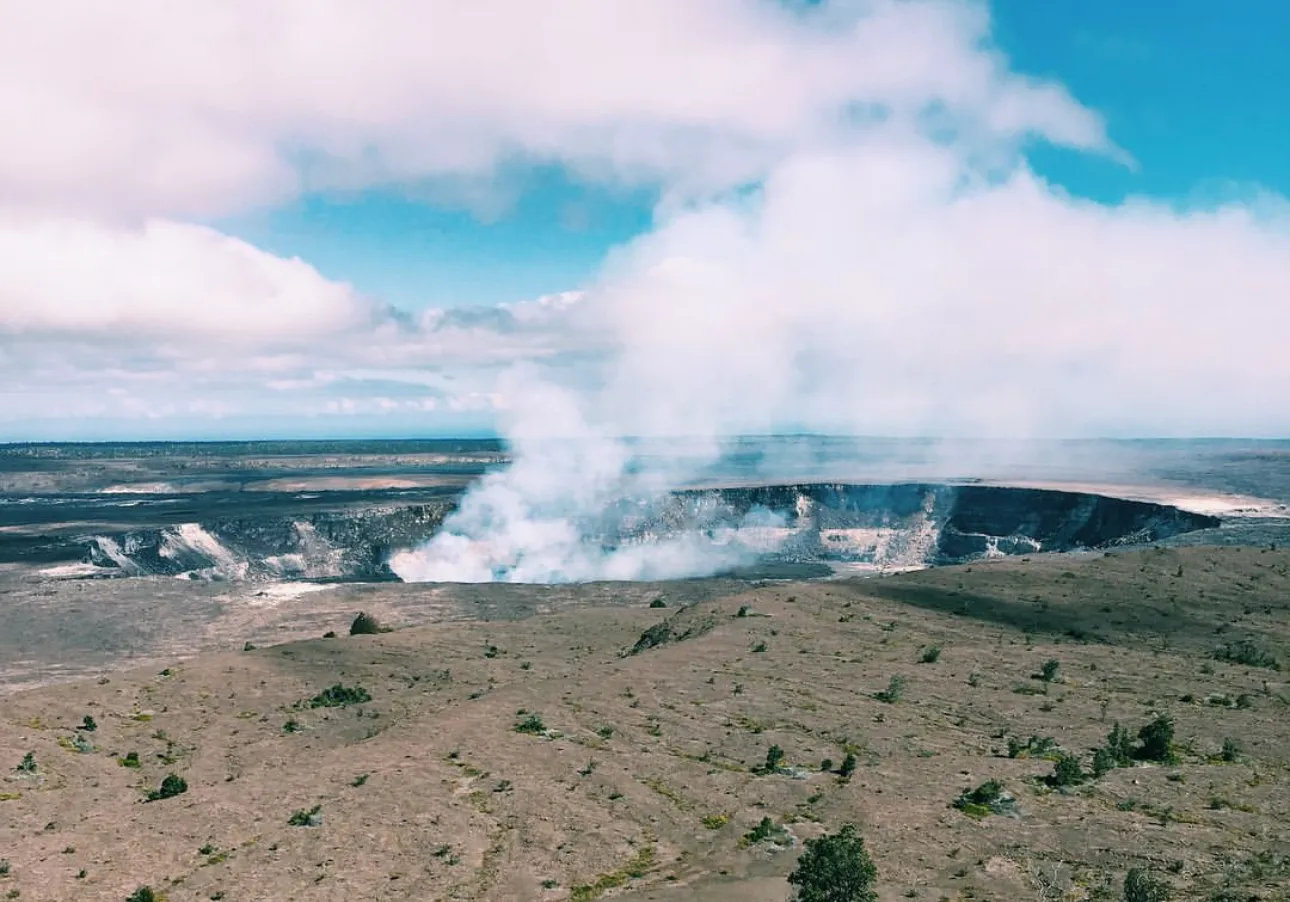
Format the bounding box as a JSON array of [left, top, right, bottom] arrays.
[[2, 545, 1289, 902]]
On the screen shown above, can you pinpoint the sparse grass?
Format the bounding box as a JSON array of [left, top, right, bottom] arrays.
[[568, 844, 656, 901]]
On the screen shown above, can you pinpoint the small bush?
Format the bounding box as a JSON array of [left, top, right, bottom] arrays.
[[701, 813, 729, 830], [1213, 640, 1280, 671], [820, 758, 834, 772], [352, 773, 369, 787], [80, 715, 97, 733], [1047, 753, 1087, 788], [954, 780, 1014, 818], [307, 684, 371, 708], [15, 753, 36, 774], [1136, 715, 1176, 764], [839, 752, 857, 779], [283, 720, 303, 733], [649, 598, 667, 609], [1039, 659, 1061, 682], [1220, 738, 1241, 763], [146, 774, 188, 802], [919, 645, 941, 664], [1105, 722, 1135, 767], [875, 676, 905, 704], [736, 605, 751, 618], [288, 804, 323, 827], [0, 860, 9, 877], [515, 713, 547, 735], [349, 612, 385, 635], [760, 745, 785, 774], [119, 751, 141, 769], [1123, 868, 1171, 902], [126, 888, 161, 902], [752, 641, 768, 653], [740, 816, 790, 848], [1092, 746, 1117, 778]]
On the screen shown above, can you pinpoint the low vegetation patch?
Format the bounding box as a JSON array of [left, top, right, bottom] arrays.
[[568, 844, 656, 901], [288, 804, 323, 827], [953, 780, 1016, 818], [146, 774, 187, 802], [1213, 640, 1280, 671], [306, 684, 371, 708]]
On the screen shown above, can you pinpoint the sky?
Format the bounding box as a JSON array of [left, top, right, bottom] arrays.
[[0, 0, 1287, 442]]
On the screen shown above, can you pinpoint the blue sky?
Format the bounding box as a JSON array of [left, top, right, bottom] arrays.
[[3, 0, 1290, 442], [213, 0, 1290, 315]]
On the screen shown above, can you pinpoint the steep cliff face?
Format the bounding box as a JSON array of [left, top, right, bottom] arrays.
[[626, 483, 1220, 569], [24, 503, 453, 581], [8, 482, 1219, 583]]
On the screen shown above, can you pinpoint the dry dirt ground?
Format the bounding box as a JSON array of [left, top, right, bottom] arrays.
[[2, 545, 1289, 902]]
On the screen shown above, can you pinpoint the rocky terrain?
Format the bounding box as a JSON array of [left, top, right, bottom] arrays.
[[2, 545, 1289, 902]]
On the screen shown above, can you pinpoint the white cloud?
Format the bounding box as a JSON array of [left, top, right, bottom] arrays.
[[0, 0, 1285, 449], [0, 216, 375, 341], [0, 0, 1107, 220]]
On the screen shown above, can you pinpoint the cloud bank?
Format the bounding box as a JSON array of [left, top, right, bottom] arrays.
[[0, 2, 1286, 454]]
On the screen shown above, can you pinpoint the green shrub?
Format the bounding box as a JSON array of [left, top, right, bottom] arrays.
[[820, 758, 834, 772], [119, 751, 141, 769], [0, 860, 9, 877], [288, 804, 322, 827], [1092, 746, 1117, 778], [1047, 753, 1087, 788], [760, 745, 785, 774], [307, 684, 371, 708], [740, 816, 789, 848], [1213, 641, 1280, 671], [283, 720, 303, 733], [1039, 659, 1061, 683], [953, 781, 1014, 818], [786, 823, 877, 902], [1136, 715, 1176, 763], [1220, 738, 1241, 763], [15, 753, 35, 774], [919, 646, 941, 664], [80, 715, 97, 733], [146, 774, 187, 802], [515, 713, 547, 735], [875, 676, 905, 704], [649, 598, 667, 609], [349, 612, 385, 635], [1106, 722, 1135, 767], [839, 753, 857, 779], [1123, 868, 1171, 902], [125, 888, 160, 902]]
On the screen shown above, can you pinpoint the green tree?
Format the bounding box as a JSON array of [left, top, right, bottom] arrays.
[[1092, 745, 1116, 778], [786, 823, 878, 902], [1136, 715, 1175, 763], [1040, 659, 1061, 682], [762, 744, 785, 774], [1106, 722, 1134, 766], [1048, 753, 1086, 788], [838, 753, 857, 779]]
